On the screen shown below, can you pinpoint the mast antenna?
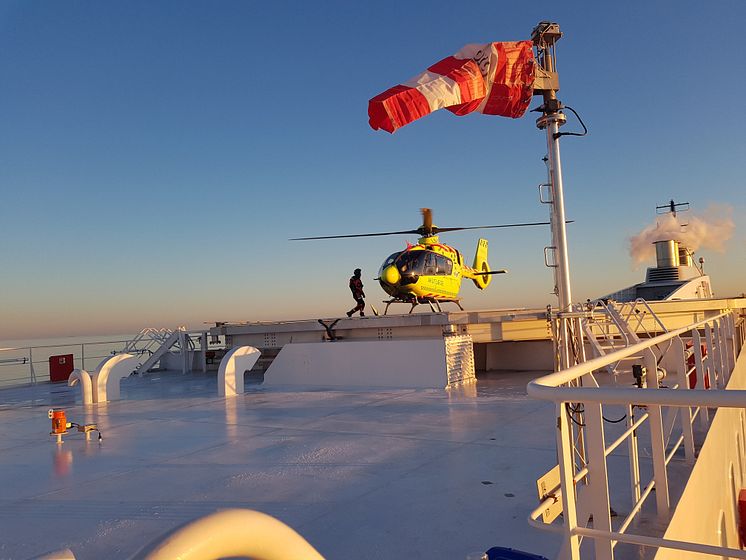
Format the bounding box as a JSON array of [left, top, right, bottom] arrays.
[[656, 199, 690, 218]]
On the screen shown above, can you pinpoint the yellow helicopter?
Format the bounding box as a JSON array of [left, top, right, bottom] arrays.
[[292, 208, 555, 314]]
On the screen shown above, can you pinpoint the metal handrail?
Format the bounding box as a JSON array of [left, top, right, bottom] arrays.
[[0, 327, 211, 387], [584, 301, 639, 376], [0, 357, 29, 365], [527, 309, 742, 559], [0, 339, 131, 387], [527, 311, 735, 407], [0, 339, 132, 352], [624, 298, 670, 334]]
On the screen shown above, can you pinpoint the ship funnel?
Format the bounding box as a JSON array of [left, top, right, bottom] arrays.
[[654, 240, 680, 268]]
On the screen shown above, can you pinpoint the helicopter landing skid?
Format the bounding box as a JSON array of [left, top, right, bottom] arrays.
[[383, 298, 463, 315]]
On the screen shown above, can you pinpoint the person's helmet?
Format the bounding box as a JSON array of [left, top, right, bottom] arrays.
[[354, 268, 361, 275]]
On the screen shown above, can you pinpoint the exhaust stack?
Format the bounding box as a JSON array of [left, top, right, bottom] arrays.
[[646, 238, 701, 284], [654, 240, 680, 268]]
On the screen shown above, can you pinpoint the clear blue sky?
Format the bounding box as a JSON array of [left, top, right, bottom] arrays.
[[1, 1, 744, 340]]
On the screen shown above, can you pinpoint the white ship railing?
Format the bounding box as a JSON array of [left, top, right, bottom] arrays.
[[527, 309, 746, 560], [0, 328, 218, 387], [0, 339, 139, 387]]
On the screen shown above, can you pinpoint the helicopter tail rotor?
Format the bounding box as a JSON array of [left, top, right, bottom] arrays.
[[471, 238, 492, 290]]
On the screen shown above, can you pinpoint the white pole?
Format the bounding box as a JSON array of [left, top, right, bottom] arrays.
[[537, 111, 573, 370], [532, 22, 575, 371], [557, 402, 581, 559], [544, 116, 573, 312]]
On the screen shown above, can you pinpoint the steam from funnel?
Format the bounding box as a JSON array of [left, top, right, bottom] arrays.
[[629, 205, 734, 265]]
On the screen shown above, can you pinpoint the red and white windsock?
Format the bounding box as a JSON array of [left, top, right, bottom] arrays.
[[368, 41, 535, 133]]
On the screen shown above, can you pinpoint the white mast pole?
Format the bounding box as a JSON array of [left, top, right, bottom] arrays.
[[544, 114, 572, 312], [532, 22, 574, 370], [531, 24, 586, 560]]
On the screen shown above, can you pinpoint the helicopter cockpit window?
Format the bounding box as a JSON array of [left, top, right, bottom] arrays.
[[395, 251, 426, 275], [379, 252, 401, 276], [435, 254, 452, 275]]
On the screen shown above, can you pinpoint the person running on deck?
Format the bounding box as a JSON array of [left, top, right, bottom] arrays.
[[346, 268, 366, 317]]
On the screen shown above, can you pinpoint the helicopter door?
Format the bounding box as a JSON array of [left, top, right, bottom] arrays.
[[435, 254, 452, 275], [423, 252, 437, 275], [395, 251, 425, 286]]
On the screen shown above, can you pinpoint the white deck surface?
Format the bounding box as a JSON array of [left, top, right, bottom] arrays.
[[0, 371, 562, 559]]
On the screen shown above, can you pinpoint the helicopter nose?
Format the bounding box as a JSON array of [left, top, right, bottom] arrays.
[[381, 265, 401, 286]]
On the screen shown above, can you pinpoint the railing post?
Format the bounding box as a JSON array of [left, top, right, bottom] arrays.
[[81, 343, 85, 371], [557, 402, 581, 559], [716, 320, 726, 385], [28, 347, 35, 384], [584, 401, 614, 560], [705, 324, 719, 389], [644, 348, 670, 517], [692, 329, 710, 428], [575, 316, 588, 363], [178, 331, 188, 374], [727, 313, 737, 369], [672, 337, 695, 462], [719, 316, 736, 384], [627, 404, 641, 504], [200, 332, 208, 373], [711, 323, 725, 389]]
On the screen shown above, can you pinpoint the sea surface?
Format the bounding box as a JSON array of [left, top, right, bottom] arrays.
[[0, 334, 136, 387]]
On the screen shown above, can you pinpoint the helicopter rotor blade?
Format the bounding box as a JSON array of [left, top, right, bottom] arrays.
[[434, 220, 573, 233], [290, 229, 421, 241], [290, 219, 573, 241]]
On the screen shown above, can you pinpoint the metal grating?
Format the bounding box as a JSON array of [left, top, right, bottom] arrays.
[[646, 266, 681, 282], [444, 334, 475, 386]]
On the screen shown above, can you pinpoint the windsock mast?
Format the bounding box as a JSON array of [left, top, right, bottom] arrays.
[[532, 22, 570, 313], [531, 22, 578, 375]]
